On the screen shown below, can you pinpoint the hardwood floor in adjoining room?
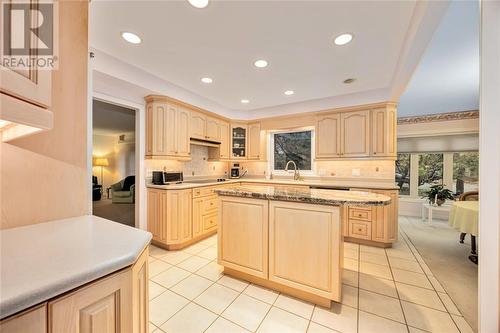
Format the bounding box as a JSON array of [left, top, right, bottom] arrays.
[[147, 225, 475, 333]]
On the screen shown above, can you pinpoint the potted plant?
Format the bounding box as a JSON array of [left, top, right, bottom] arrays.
[[423, 185, 455, 206]]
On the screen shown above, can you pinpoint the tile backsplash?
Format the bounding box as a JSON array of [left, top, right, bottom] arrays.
[[145, 145, 229, 178]]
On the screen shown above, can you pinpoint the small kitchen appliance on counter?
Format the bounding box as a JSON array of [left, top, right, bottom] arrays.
[[230, 163, 240, 179], [152, 171, 183, 185]]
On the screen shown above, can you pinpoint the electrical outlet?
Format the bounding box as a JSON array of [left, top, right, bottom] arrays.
[[352, 168, 361, 176]]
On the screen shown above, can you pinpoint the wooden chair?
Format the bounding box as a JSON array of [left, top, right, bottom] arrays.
[[458, 191, 479, 256]]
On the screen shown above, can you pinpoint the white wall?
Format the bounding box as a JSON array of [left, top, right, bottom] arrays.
[[479, 1, 500, 331]]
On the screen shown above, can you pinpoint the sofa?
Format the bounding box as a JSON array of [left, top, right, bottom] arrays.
[[110, 176, 135, 204]]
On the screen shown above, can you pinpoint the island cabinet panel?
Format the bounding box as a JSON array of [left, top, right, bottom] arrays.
[[131, 249, 149, 333], [0, 304, 47, 333], [341, 110, 371, 157], [48, 268, 133, 333], [268, 201, 342, 300], [316, 113, 341, 159], [218, 197, 269, 278]]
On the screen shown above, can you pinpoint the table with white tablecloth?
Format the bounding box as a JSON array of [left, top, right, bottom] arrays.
[[448, 201, 479, 263]]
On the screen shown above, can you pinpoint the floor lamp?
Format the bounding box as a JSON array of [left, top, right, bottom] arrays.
[[93, 158, 109, 188]]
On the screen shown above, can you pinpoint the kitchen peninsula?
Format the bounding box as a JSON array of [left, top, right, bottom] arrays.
[[214, 185, 391, 307]]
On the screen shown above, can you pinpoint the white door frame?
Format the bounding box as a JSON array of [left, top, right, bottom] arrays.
[[89, 93, 146, 230]]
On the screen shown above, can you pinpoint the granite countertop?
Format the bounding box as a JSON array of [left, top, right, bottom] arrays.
[[146, 178, 399, 191], [214, 185, 392, 206], [0, 215, 152, 320]]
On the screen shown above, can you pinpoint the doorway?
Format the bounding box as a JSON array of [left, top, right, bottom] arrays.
[[92, 99, 137, 227]]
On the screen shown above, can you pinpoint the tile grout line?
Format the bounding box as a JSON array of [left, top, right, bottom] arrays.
[[383, 240, 410, 332]]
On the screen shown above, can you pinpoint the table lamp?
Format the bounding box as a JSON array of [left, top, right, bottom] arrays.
[[93, 158, 109, 186]]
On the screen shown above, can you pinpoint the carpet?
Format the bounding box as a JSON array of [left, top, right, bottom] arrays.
[[92, 198, 135, 227], [399, 215, 478, 332]]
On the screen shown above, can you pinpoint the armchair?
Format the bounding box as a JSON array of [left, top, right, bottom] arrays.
[[110, 176, 135, 204]]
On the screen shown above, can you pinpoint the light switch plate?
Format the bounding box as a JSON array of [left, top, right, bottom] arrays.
[[352, 168, 361, 176]]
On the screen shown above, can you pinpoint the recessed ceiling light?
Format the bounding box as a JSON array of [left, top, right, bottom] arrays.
[[201, 77, 213, 84], [343, 78, 356, 84], [188, 0, 209, 9], [241, 99, 250, 104], [121, 32, 142, 44], [254, 60, 268, 68], [284, 90, 294, 96], [334, 33, 353, 46]]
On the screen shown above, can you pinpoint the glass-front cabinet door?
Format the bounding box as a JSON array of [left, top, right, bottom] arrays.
[[231, 125, 247, 159]]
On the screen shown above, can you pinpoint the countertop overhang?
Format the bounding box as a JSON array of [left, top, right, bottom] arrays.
[[147, 177, 399, 191], [0, 215, 152, 320], [214, 185, 392, 207]]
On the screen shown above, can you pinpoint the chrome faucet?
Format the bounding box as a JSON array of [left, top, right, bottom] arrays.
[[284, 160, 301, 181]]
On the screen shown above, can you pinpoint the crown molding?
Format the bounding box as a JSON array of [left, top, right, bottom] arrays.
[[397, 110, 479, 124]]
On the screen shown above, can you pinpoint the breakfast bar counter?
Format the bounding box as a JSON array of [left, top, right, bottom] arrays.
[[214, 185, 391, 307]]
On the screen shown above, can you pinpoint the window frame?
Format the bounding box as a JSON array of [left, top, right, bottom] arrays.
[[397, 151, 479, 198], [268, 127, 315, 176]]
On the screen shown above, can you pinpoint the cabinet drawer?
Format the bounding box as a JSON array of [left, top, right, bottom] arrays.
[[348, 221, 371, 240], [348, 208, 372, 221], [193, 186, 217, 198], [203, 213, 217, 231], [202, 196, 218, 213]]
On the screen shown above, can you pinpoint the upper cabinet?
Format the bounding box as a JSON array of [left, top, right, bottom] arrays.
[[341, 110, 370, 157], [315, 104, 396, 160], [206, 117, 220, 142], [231, 124, 247, 159], [145, 97, 191, 160], [247, 123, 261, 160], [219, 121, 230, 159], [190, 112, 206, 140], [371, 106, 397, 157], [316, 113, 341, 159]]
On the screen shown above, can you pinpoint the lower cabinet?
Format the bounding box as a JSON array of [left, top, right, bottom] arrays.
[[0, 249, 149, 333], [268, 201, 342, 300], [148, 186, 225, 250], [218, 196, 269, 279], [344, 189, 399, 245], [218, 197, 342, 304]]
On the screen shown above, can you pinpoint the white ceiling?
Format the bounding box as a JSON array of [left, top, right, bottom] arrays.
[[90, 0, 421, 112], [397, 0, 479, 117], [93, 99, 135, 135]]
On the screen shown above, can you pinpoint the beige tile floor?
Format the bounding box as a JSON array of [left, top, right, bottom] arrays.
[[147, 231, 474, 333]]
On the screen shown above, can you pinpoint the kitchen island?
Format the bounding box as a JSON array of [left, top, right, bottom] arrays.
[[214, 185, 391, 307]]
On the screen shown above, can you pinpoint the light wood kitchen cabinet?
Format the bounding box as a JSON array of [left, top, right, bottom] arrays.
[[345, 188, 399, 246], [145, 99, 191, 160], [0, 0, 51, 109], [0, 304, 47, 333], [190, 111, 207, 140], [248, 122, 261, 160], [176, 107, 191, 157], [218, 196, 269, 278], [371, 107, 397, 157], [268, 201, 342, 300], [341, 110, 371, 157], [165, 190, 192, 245], [231, 124, 248, 159], [147, 189, 167, 243], [206, 117, 221, 142], [316, 113, 341, 159], [219, 121, 231, 159]]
